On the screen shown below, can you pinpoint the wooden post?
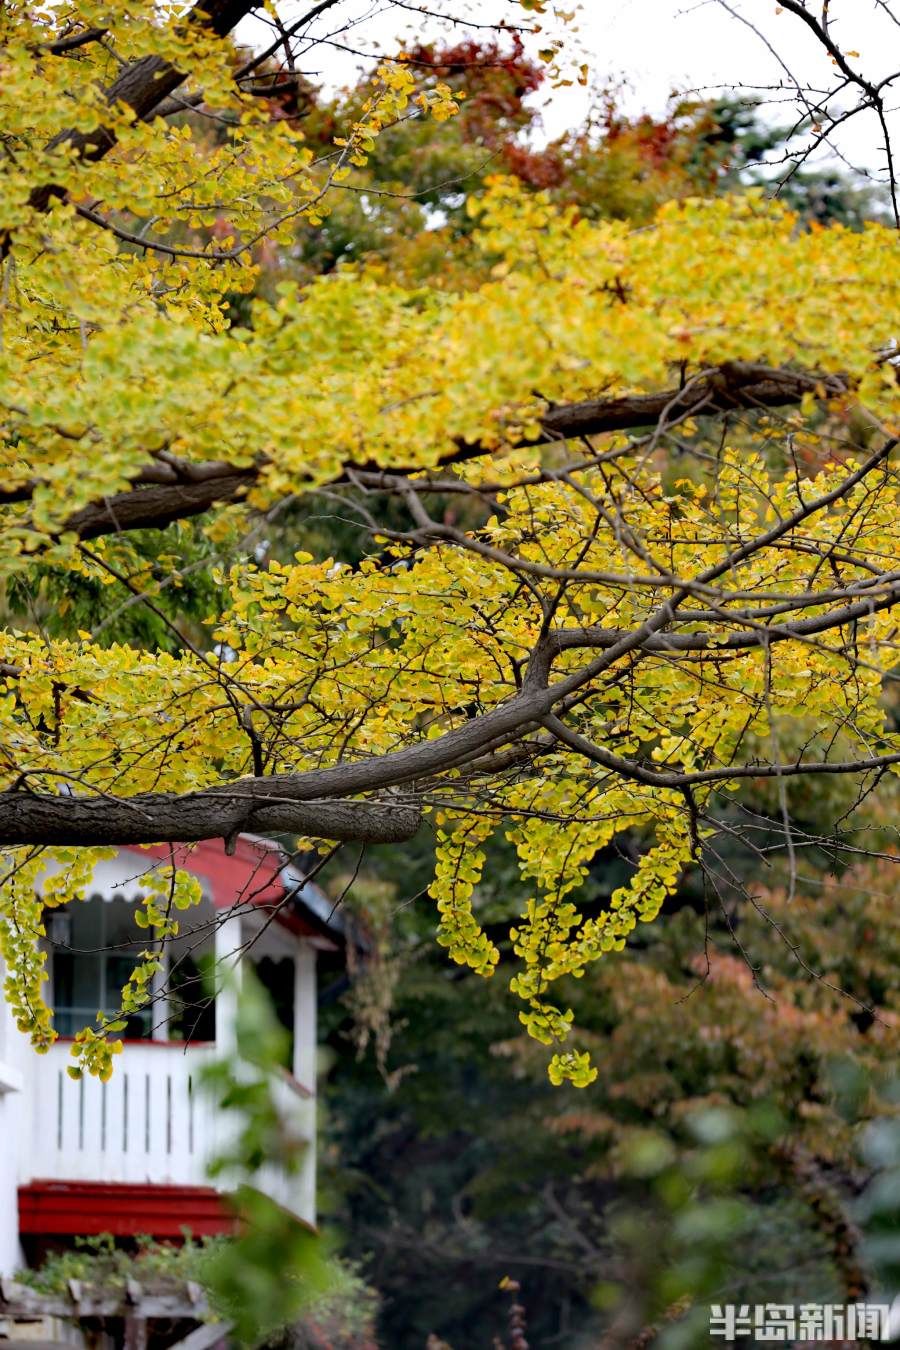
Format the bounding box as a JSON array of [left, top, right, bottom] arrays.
[[149, 939, 169, 1041], [213, 914, 243, 1055], [123, 1314, 147, 1350], [292, 942, 316, 1092], [292, 941, 317, 1223], [123, 1277, 146, 1350]]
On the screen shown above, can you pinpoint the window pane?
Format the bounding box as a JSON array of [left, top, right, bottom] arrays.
[[51, 896, 150, 1037], [103, 895, 143, 952]]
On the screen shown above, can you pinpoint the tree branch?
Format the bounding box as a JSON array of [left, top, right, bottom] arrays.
[[1, 393, 889, 851], [20, 363, 849, 541], [66, 469, 259, 540], [542, 711, 900, 792], [554, 580, 900, 655], [5, 0, 259, 242], [0, 787, 422, 847]]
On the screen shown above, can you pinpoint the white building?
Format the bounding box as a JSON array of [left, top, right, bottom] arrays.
[[0, 836, 341, 1275]]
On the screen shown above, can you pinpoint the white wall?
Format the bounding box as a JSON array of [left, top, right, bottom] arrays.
[[293, 942, 318, 1223], [0, 960, 26, 1275], [0, 861, 324, 1262]]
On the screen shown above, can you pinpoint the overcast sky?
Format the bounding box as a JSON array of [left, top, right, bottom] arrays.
[[549, 1, 898, 163], [248, 2, 900, 178]]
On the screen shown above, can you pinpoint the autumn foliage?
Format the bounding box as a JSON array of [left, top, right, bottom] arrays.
[[1, 1, 900, 1095]]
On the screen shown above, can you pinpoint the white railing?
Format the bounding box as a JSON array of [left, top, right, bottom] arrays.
[[20, 1042, 315, 1222]]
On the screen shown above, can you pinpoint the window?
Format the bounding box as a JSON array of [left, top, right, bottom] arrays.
[[253, 955, 295, 1069], [50, 895, 152, 1038]]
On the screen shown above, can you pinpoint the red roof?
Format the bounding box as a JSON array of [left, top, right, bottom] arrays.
[[137, 836, 327, 941], [139, 835, 284, 909]]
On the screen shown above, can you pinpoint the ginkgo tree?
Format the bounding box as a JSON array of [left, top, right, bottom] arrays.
[[2, 0, 900, 1085]]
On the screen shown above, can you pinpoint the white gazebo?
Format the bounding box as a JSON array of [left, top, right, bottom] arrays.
[[0, 835, 341, 1274]]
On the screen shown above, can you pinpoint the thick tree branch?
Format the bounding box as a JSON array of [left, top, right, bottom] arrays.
[[66, 469, 260, 540], [20, 363, 848, 541], [0, 788, 421, 847]]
